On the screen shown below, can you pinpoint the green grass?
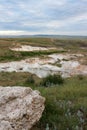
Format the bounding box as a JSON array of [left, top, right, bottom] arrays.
[[0, 49, 66, 62], [0, 72, 40, 86], [20, 50, 65, 57], [0, 38, 87, 129], [36, 76, 87, 130], [0, 72, 87, 129], [0, 37, 87, 63], [40, 74, 64, 87]]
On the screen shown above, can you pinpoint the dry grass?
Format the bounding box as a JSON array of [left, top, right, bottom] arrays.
[[0, 72, 40, 86]]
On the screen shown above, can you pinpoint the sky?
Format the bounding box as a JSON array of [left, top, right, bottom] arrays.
[[0, 0, 87, 35]]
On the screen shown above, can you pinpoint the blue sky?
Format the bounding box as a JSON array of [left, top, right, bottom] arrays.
[[0, 0, 87, 35]]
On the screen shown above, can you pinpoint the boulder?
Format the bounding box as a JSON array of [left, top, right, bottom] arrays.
[[0, 87, 45, 130]]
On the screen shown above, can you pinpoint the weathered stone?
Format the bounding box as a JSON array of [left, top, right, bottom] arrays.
[[0, 87, 45, 130], [0, 53, 86, 78]]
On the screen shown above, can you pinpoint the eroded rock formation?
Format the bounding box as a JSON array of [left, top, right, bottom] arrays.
[[0, 87, 45, 130]]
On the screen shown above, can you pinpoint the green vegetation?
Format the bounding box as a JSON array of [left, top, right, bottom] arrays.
[[20, 50, 65, 57], [0, 72, 87, 130], [0, 49, 65, 62], [0, 72, 40, 86], [25, 74, 35, 85], [40, 74, 64, 87], [37, 76, 87, 130], [0, 38, 87, 62], [0, 38, 87, 130]]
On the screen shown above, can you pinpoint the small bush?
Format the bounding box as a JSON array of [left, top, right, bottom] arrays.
[[25, 75, 35, 84], [40, 74, 64, 87], [77, 74, 84, 80]]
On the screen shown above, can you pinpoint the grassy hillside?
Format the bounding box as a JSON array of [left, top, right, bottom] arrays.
[[0, 72, 87, 130], [0, 38, 87, 130]]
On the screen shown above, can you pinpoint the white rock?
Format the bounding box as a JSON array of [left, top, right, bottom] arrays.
[[0, 87, 45, 130], [0, 53, 86, 78], [10, 45, 48, 51]]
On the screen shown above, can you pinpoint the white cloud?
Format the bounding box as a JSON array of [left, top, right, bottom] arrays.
[[0, 0, 87, 35], [0, 29, 87, 36], [48, 12, 87, 28], [0, 31, 30, 35], [21, 12, 87, 30]]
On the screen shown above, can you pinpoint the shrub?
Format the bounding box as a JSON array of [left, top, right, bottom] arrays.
[[40, 74, 64, 87], [77, 74, 84, 80], [25, 75, 35, 84]]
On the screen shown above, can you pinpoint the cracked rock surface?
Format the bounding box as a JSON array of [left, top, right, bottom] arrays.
[[0, 87, 45, 130]]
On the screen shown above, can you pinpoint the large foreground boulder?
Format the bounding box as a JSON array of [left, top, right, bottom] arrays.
[[0, 87, 45, 130]]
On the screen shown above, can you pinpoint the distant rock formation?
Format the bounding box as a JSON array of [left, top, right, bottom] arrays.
[[0, 87, 45, 130]]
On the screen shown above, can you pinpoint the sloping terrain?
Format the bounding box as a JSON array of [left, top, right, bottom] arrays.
[[0, 38, 87, 130]]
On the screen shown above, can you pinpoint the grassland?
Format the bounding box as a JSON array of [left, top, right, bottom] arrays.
[[0, 37, 87, 61], [0, 72, 87, 130], [0, 38, 87, 130]]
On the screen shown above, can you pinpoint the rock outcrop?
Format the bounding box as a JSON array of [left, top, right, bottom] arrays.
[[0, 87, 45, 130], [0, 53, 86, 78]]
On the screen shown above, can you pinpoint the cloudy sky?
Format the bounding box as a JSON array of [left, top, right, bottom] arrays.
[[0, 0, 87, 35]]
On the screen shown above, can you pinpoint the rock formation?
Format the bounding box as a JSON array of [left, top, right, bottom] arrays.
[[0, 87, 45, 130], [0, 53, 86, 78]]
